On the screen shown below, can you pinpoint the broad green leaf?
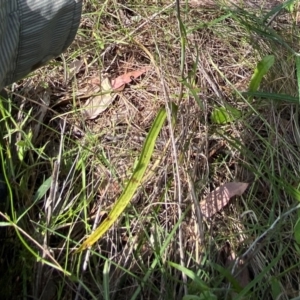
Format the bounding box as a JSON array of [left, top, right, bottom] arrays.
[[294, 218, 300, 244], [284, 0, 297, 13], [183, 296, 202, 300], [286, 1, 295, 13], [76, 107, 168, 252], [270, 277, 281, 299], [249, 55, 275, 93], [198, 292, 217, 300], [211, 105, 241, 124], [282, 184, 300, 202]]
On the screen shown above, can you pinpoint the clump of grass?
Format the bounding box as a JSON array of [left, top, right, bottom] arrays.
[[1, 0, 300, 299]]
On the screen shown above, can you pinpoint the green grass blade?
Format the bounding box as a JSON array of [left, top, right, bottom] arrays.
[[130, 205, 190, 300], [186, 12, 232, 34], [242, 91, 299, 103], [263, 0, 296, 22], [295, 56, 300, 104], [76, 107, 167, 252], [168, 261, 209, 291]]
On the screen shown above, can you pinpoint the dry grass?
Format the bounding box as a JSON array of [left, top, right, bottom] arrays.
[[1, 0, 300, 299]]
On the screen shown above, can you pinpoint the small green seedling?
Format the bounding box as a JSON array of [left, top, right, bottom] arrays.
[[211, 104, 241, 124], [249, 55, 275, 94]]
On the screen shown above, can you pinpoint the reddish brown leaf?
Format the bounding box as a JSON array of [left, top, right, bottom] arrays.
[[200, 182, 249, 218], [111, 66, 151, 90]]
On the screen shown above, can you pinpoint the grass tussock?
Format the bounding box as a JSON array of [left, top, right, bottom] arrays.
[[1, 0, 300, 299]]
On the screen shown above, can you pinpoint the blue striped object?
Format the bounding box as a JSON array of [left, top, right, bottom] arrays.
[[0, 0, 82, 89]]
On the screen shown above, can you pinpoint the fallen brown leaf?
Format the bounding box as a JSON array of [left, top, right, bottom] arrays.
[[83, 77, 116, 120], [111, 66, 151, 90], [223, 243, 250, 291], [54, 66, 151, 119], [200, 182, 249, 218], [53, 76, 101, 107]]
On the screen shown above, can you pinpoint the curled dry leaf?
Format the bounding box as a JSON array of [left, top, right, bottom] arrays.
[[33, 89, 50, 141], [200, 182, 249, 218], [77, 76, 101, 96], [111, 66, 151, 90], [67, 59, 84, 81], [83, 77, 116, 120], [53, 76, 101, 107]]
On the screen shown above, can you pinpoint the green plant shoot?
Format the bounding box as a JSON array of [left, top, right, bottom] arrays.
[[249, 55, 275, 93], [76, 107, 168, 252]]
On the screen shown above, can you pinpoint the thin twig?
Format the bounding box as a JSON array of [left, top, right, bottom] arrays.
[[174, 0, 188, 295], [176, 0, 186, 102], [159, 59, 188, 296], [194, 54, 223, 99], [187, 175, 205, 247]]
